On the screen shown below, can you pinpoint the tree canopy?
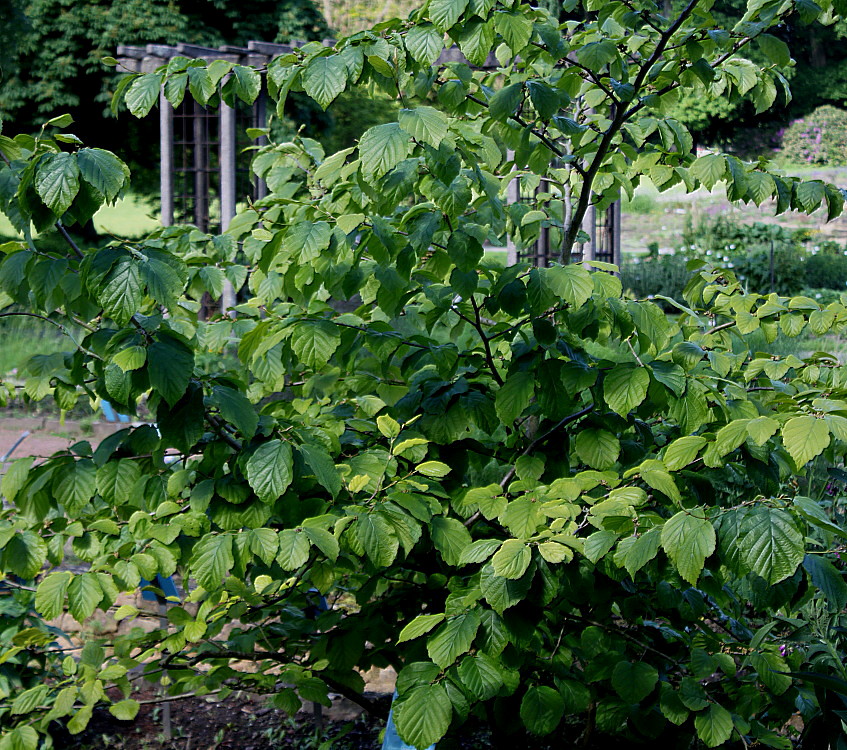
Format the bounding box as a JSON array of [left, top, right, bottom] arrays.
[[2, 0, 847, 748]]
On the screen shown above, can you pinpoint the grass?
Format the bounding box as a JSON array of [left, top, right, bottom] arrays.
[[0, 193, 160, 242], [0, 316, 70, 376]]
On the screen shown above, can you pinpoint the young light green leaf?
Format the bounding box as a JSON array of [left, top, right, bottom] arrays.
[[661, 510, 715, 585], [782, 415, 830, 467], [398, 613, 446, 643], [491, 539, 531, 579], [603, 365, 649, 417]]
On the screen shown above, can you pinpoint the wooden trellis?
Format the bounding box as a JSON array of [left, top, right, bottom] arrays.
[[116, 41, 620, 272]]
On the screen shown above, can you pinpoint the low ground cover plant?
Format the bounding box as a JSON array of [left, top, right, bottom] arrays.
[[3, 0, 847, 748]]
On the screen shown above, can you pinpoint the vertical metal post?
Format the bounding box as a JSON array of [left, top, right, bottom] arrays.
[[159, 90, 174, 226], [254, 90, 269, 201], [587, 204, 598, 263], [219, 95, 238, 315], [505, 149, 519, 266], [192, 99, 208, 231]]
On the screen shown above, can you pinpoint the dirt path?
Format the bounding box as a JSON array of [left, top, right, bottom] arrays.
[[0, 416, 127, 463]]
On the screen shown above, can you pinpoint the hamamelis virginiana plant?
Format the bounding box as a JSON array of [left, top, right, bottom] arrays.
[[3, 0, 847, 747]]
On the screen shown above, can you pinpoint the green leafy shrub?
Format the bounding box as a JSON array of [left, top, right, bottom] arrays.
[[3, 3, 847, 750], [779, 104, 847, 166], [805, 250, 847, 291], [619, 253, 692, 305]]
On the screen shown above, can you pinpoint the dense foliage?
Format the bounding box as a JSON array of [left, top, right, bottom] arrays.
[[779, 104, 847, 166], [3, 0, 847, 748], [623, 218, 847, 304]]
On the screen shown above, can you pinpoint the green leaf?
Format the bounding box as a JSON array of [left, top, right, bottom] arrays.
[[398, 613, 446, 643], [68, 706, 93, 734], [284, 221, 332, 262], [489, 82, 523, 121], [35, 152, 79, 216], [661, 510, 715, 585], [576, 40, 617, 71], [97, 256, 142, 325], [416, 461, 451, 477], [740, 507, 804, 584], [495, 371, 534, 424], [430, 516, 472, 565], [277, 529, 310, 570], [694, 704, 733, 748], [359, 123, 412, 179], [659, 683, 689, 725], [428, 0, 469, 31], [405, 23, 445, 66], [109, 699, 140, 721], [298, 443, 342, 498], [11, 685, 50, 715], [303, 526, 339, 561], [691, 153, 727, 190], [399, 107, 449, 148], [757, 34, 791, 66], [68, 572, 103, 622], [248, 528, 279, 565], [612, 661, 658, 703], [458, 653, 503, 701], [747, 416, 779, 446], [621, 527, 662, 577], [491, 539, 531, 579], [394, 684, 452, 749], [246, 440, 293, 503], [53, 459, 97, 513], [190, 534, 233, 590], [803, 555, 847, 612], [35, 571, 72, 619], [0, 726, 39, 750], [302, 55, 348, 109], [453, 20, 495, 67], [125, 73, 163, 117], [157, 382, 205, 453], [544, 265, 593, 309], [782, 415, 830, 467], [494, 11, 533, 54], [520, 685, 564, 735], [211, 385, 258, 438], [232, 65, 261, 104], [480, 563, 531, 614], [357, 513, 399, 567], [427, 611, 480, 668], [663, 436, 707, 471], [148, 334, 194, 407], [5, 531, 47, 579], [291, 320, 341, 368], [639, 460, 682, 503], [77, 148, 128, 202], [1, 457, 31, 503], [603, 365, 649, 417], [574, 429, 620, 470]]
